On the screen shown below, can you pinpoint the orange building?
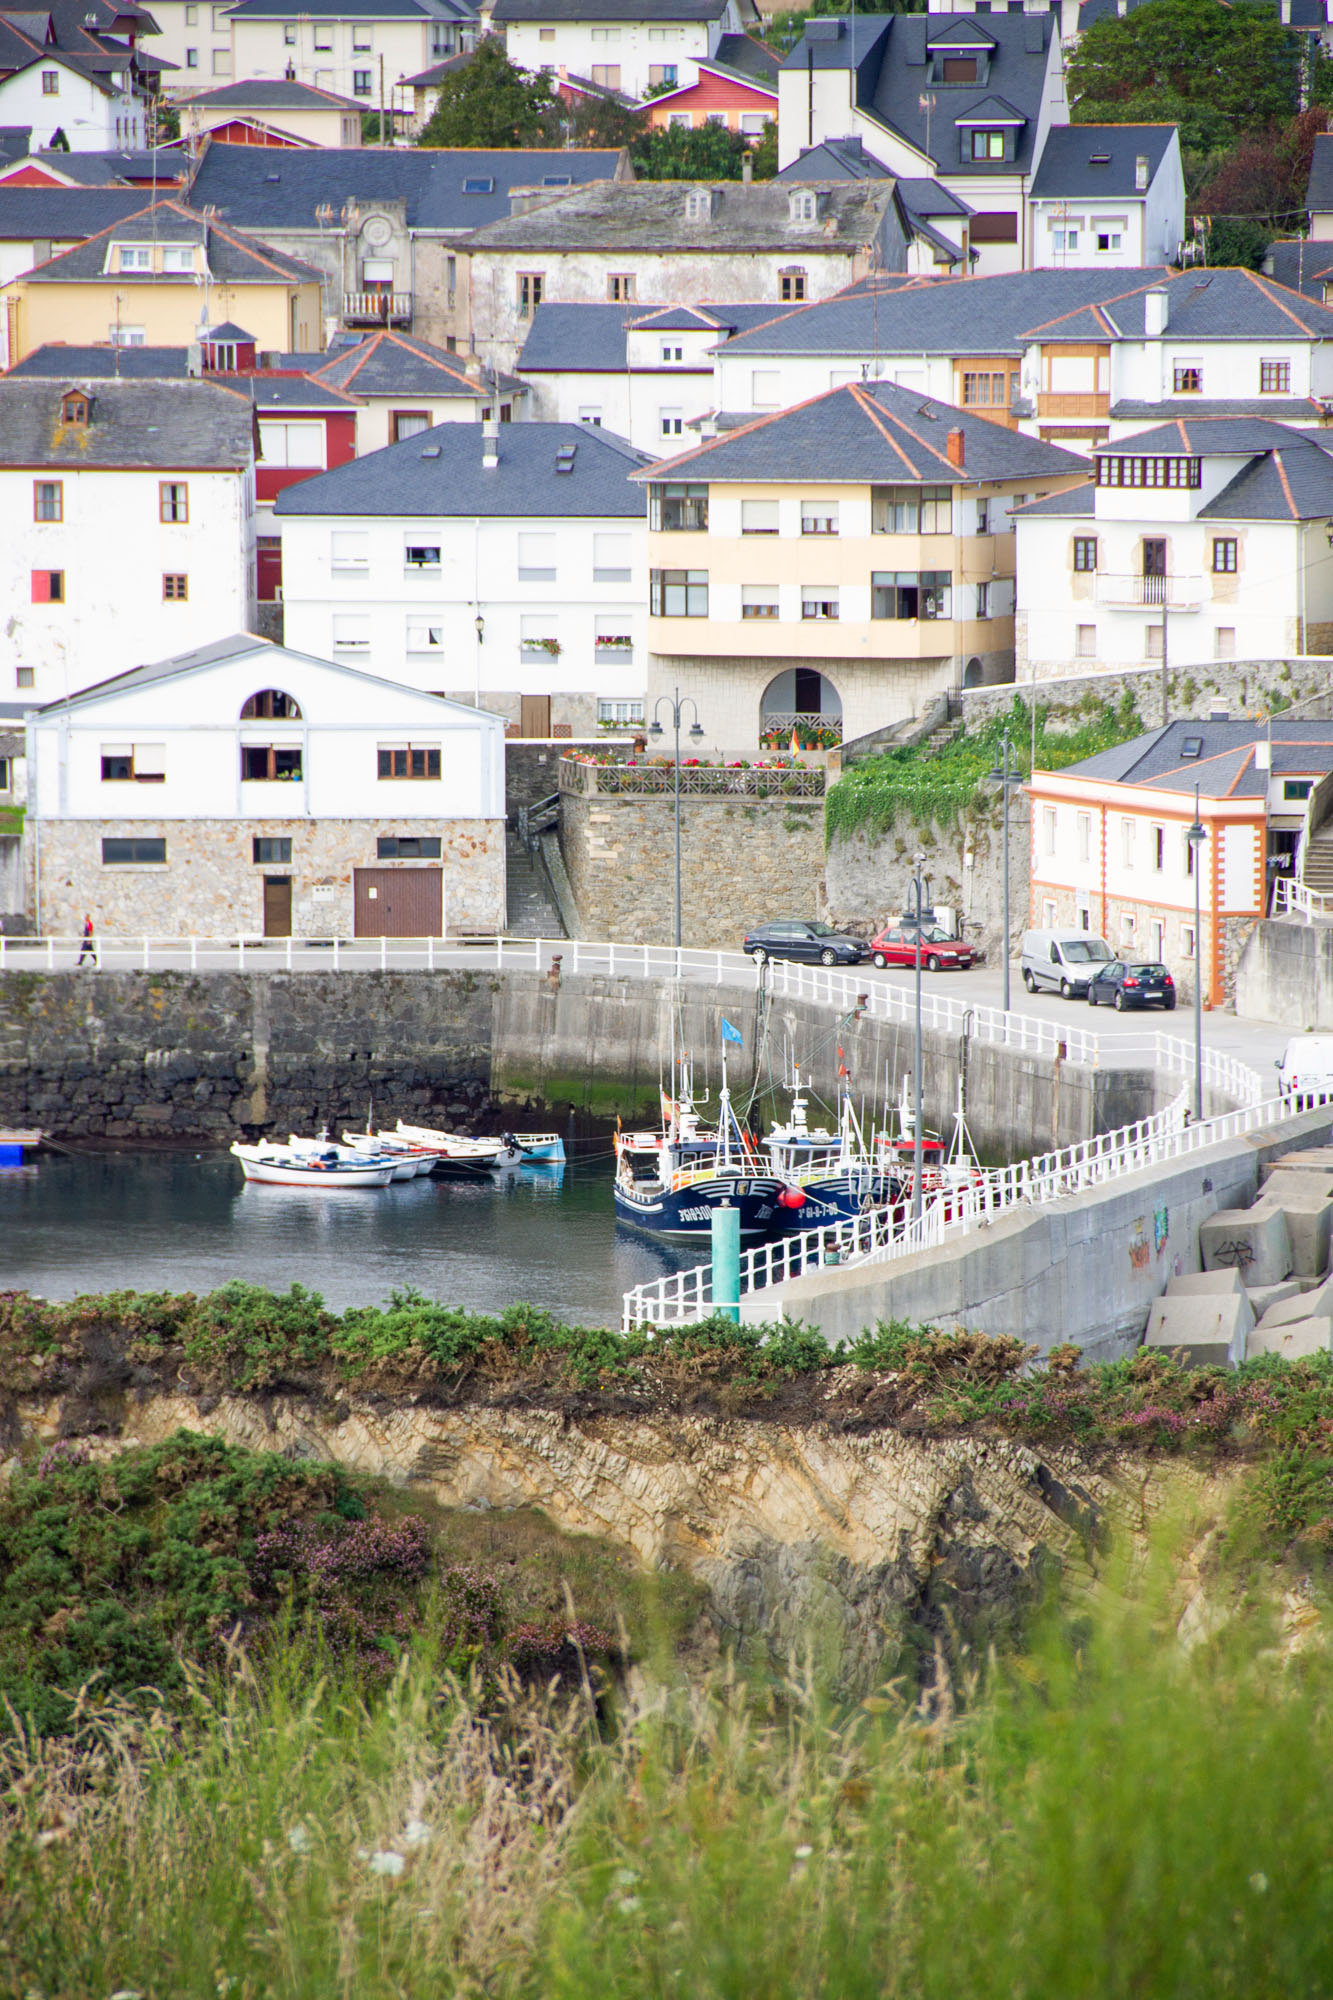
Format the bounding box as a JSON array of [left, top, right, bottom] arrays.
[[644, 37, 777, 137]]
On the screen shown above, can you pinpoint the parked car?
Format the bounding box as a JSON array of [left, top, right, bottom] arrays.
[[1276, 1034, 1333, 1106], [1020, 928, 1114, 997], [869, 923, 975, 972], [1086, 960, 1176, 1011], [742, 920, 868, 966]]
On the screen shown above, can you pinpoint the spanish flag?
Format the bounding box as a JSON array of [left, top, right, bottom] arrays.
[[790, 727, 800, 757]]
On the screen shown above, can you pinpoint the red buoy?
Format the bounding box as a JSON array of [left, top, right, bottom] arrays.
[[777, 1186, 807, 1209]]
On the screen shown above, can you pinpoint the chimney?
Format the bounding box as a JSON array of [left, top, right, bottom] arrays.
[[1144, 287, 1169, 337], [482, 416, 499, 469], [1210, 703, 1229, 721], [1282, 0, 1291, 20], [186, 340, 202, 378], [742, 149, 753, 186], [1135, 153, 1149, 192], [946, 426, 965, 470]]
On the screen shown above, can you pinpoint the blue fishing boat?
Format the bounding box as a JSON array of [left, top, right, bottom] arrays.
[[613, 1039, 785, 1239], [764, 1069, 902, 1233]]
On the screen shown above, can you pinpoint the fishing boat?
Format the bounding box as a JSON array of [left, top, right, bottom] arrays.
[[613, 1045, 786, 1238], [288, 1133, 418, 1180], [340, 1131, 447, 1175], [230, 1141, 396, 1188], [393, 1120, 523, 1170], [500, 1131, 566, 1165], [876, 1077, 984, 1211], [764, 1071, 903, 1233]]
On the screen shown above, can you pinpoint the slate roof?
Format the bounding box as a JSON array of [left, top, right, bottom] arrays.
[[716, 265, 1172, 359], [1029, 123, 1177, 200], [711, 31, 778, 81], [276, 419, 648, 517], [18, 197, 325, 284], [1012, 483, 1093, 516], [184, 142, 626, 233], [1111, 397, 1326, 423], [1198, 443, 1333, 522], [1026, 267, 1333, 343], [1057, 719, 1333, 797], [1266, 240, 1333, 302], [1309, 132, 1333, 214], [777, 137, 883, 183], [0, 186, 151, 239], [224, 0, 473, 17], [493, 0, 725, 19], [401, 48, 474, 86], [463, 177, 903, 253], [1095, 416, 1329, 457], [0, 128, 32, 166], [177, 77, 367, 111], [634, 378, 1089, 485], [0, 377, 254, 468], [517, 299, 783, 371], [781, 12, 1057, 178], [0, 146, 186, 186], [312, 327, 523, 397]]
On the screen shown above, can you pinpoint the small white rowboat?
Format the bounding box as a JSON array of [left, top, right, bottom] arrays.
[[231, 1142, 396, 1188]]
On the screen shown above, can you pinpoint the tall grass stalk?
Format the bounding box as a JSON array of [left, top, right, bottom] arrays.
[[6, 1543, 1333, 1998]]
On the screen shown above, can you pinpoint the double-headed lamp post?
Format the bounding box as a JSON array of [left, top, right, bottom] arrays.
[[1186, 789, 1208, 1122], [912, 847, 926, 1223], [648, 687, 704, 952], [987, 727, 1024, 1016]]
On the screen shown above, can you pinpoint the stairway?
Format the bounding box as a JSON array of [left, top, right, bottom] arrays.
[[1303, 826, 1333, 897], [505, 827, 565, 939]]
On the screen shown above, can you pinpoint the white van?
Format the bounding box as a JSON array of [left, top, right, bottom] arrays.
[[1020, 928, 1114, 998], [1275, 1035, 1333, 1107]]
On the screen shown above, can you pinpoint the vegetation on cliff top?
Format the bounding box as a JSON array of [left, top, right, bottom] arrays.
[[824, 692, 1142, 844]]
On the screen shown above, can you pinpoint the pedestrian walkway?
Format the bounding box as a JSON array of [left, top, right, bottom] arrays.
[[504, 828, 565, 940]]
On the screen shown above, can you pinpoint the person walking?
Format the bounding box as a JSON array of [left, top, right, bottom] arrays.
[[76, 913, 96, 968]]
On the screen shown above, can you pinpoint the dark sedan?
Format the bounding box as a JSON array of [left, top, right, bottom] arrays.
[[1087, 960, 1177, 1011], [742, 921, 868, 967]]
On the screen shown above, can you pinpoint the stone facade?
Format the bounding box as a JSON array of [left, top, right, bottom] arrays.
[[825, 800, 1030, 965], [1005, 647, 1333, 720], [36, 817, 506, 939], [559, 790, 827, 948]]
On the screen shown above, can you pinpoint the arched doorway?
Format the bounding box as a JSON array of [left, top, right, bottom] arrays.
[[760, 669, 842, 750], [963, 657, 984, 688]]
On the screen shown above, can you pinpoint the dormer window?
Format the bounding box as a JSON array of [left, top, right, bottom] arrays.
[[787, 189, 822, 225], [941, 56, 977, 81], [684, 186, 718, 222], [971, 129, 1004, 160], [162, 245, 195, 273], [60, 391, 89, 427], [118, 245, 151, 272]]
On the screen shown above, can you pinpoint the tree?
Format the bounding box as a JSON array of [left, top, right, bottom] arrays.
[[1190, 110, 1328, 236], [1199, 215, 1271, 268], [416, 35, 561, 149], [1067, 0, 1302, 155], [564, 94, 645, 150], [628, 120, 776, 181]]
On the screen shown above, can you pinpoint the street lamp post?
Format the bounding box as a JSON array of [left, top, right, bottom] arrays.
[[987, 728, 1023, 1016], [1187, 788, 1207, 1122], [648, 687, 704, 952], [912, 848, 926, 1224]]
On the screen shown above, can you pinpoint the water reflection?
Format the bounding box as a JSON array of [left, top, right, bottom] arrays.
[[2, 1151, 696, 1325]]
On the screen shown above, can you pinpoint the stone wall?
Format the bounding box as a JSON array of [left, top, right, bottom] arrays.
[[506, 739, 612, 811], [966, 656, 1333, 731], [35, 818, 506, 939], [824, 799, 1029, 960], [558, 789, 827, 948], [1235, 917, 1333, 1030]]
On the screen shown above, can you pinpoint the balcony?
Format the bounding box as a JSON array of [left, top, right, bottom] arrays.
[[1096, 574, 1204, 609], [1036, 391, 1111, 420], [343, 291, 412, 327]]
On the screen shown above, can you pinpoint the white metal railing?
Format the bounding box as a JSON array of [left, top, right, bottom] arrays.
[[1095, 573, 1204, 610], [1274, 878, 1333, 925], [621, 1019, 1283, 1331]]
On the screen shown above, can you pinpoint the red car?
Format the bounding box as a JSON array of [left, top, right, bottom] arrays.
[[869, 923, 975, 972]]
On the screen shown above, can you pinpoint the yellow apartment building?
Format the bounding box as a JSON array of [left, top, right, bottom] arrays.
[[0, 198, 325, 365], [635, 381, 1089, 757]]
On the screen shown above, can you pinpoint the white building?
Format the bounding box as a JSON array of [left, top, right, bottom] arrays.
[[1028, 125, 1184, 272], [277, 417, 648, 735], [220, 0, 477, 106], [493, 0, 751, 103], [1015, 419, 1333, 679], [516, 300, 781, 454], [26, 633, 507, 936], [0, 376, 255, 705], [0, 44, 147, 151]]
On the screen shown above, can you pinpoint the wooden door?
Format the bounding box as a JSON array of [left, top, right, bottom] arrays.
[[353, 867, 443, 937], [263, 875, 292, 937], [520, 695, 551, 738]]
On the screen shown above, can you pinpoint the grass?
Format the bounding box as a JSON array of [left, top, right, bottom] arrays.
[[5, 1530, 1333, 2000], [824, 692, 1143, 844]]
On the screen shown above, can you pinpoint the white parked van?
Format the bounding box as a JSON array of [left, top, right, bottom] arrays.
[[1020, 929, 1114, 998], [1275, 1035, 1333, 1107]]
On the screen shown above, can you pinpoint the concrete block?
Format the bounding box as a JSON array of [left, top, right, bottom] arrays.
[[1252, 1179, 1333, 1281], [1264, 1149, 1333, 1181], [1244, 1280, 1302, 1319], [1199, 1208, 1293, 1288], [1166, 1270, 1246, 1298], [1247, 1316, 1333, 1362], [1145, 1290, 1254, 1369], [1258, 1274, 1333, 1328]]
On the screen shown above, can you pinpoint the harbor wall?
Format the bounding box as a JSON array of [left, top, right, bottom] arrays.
[[751, 1105, 1333, 1363], [0, 966, 1176, 1155]]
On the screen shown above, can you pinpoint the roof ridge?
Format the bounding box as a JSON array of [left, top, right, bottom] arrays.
[[852, 379, 948, 475]]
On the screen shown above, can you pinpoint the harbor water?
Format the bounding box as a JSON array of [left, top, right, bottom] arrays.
[[0, 1149, 700, 1326]]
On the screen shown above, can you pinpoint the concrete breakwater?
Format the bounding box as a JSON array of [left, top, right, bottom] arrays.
[[0, 966, 1171, 1156]]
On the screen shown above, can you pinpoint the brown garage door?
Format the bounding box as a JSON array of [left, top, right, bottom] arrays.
[[353, 867, 443, 937]]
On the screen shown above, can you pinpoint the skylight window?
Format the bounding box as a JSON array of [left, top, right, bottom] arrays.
[[542, 174, 571, 186], [1180, 736, 1203, 759], [462, 176, 494, 194]]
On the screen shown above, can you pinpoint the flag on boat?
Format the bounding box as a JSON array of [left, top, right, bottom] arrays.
[[837, 1045, 849, 1078], [660, 1089, 678, 1121], [721, 1018, 743, 1044]]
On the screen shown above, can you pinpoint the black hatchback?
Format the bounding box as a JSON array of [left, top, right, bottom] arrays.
[[1087, 960, 1177, 1011], [742, 920, 868, 967]]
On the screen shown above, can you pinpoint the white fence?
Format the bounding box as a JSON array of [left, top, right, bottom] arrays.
[[1273, 879, 1333, 925], [621, 1028, 1289, 1332]]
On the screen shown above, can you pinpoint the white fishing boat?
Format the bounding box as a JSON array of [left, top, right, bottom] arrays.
[[393, 1120, 522, 1169], [288, 1133, 417, 1180], [340, 1131, 443, 1175], [230, 1142, 396, 1188]]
